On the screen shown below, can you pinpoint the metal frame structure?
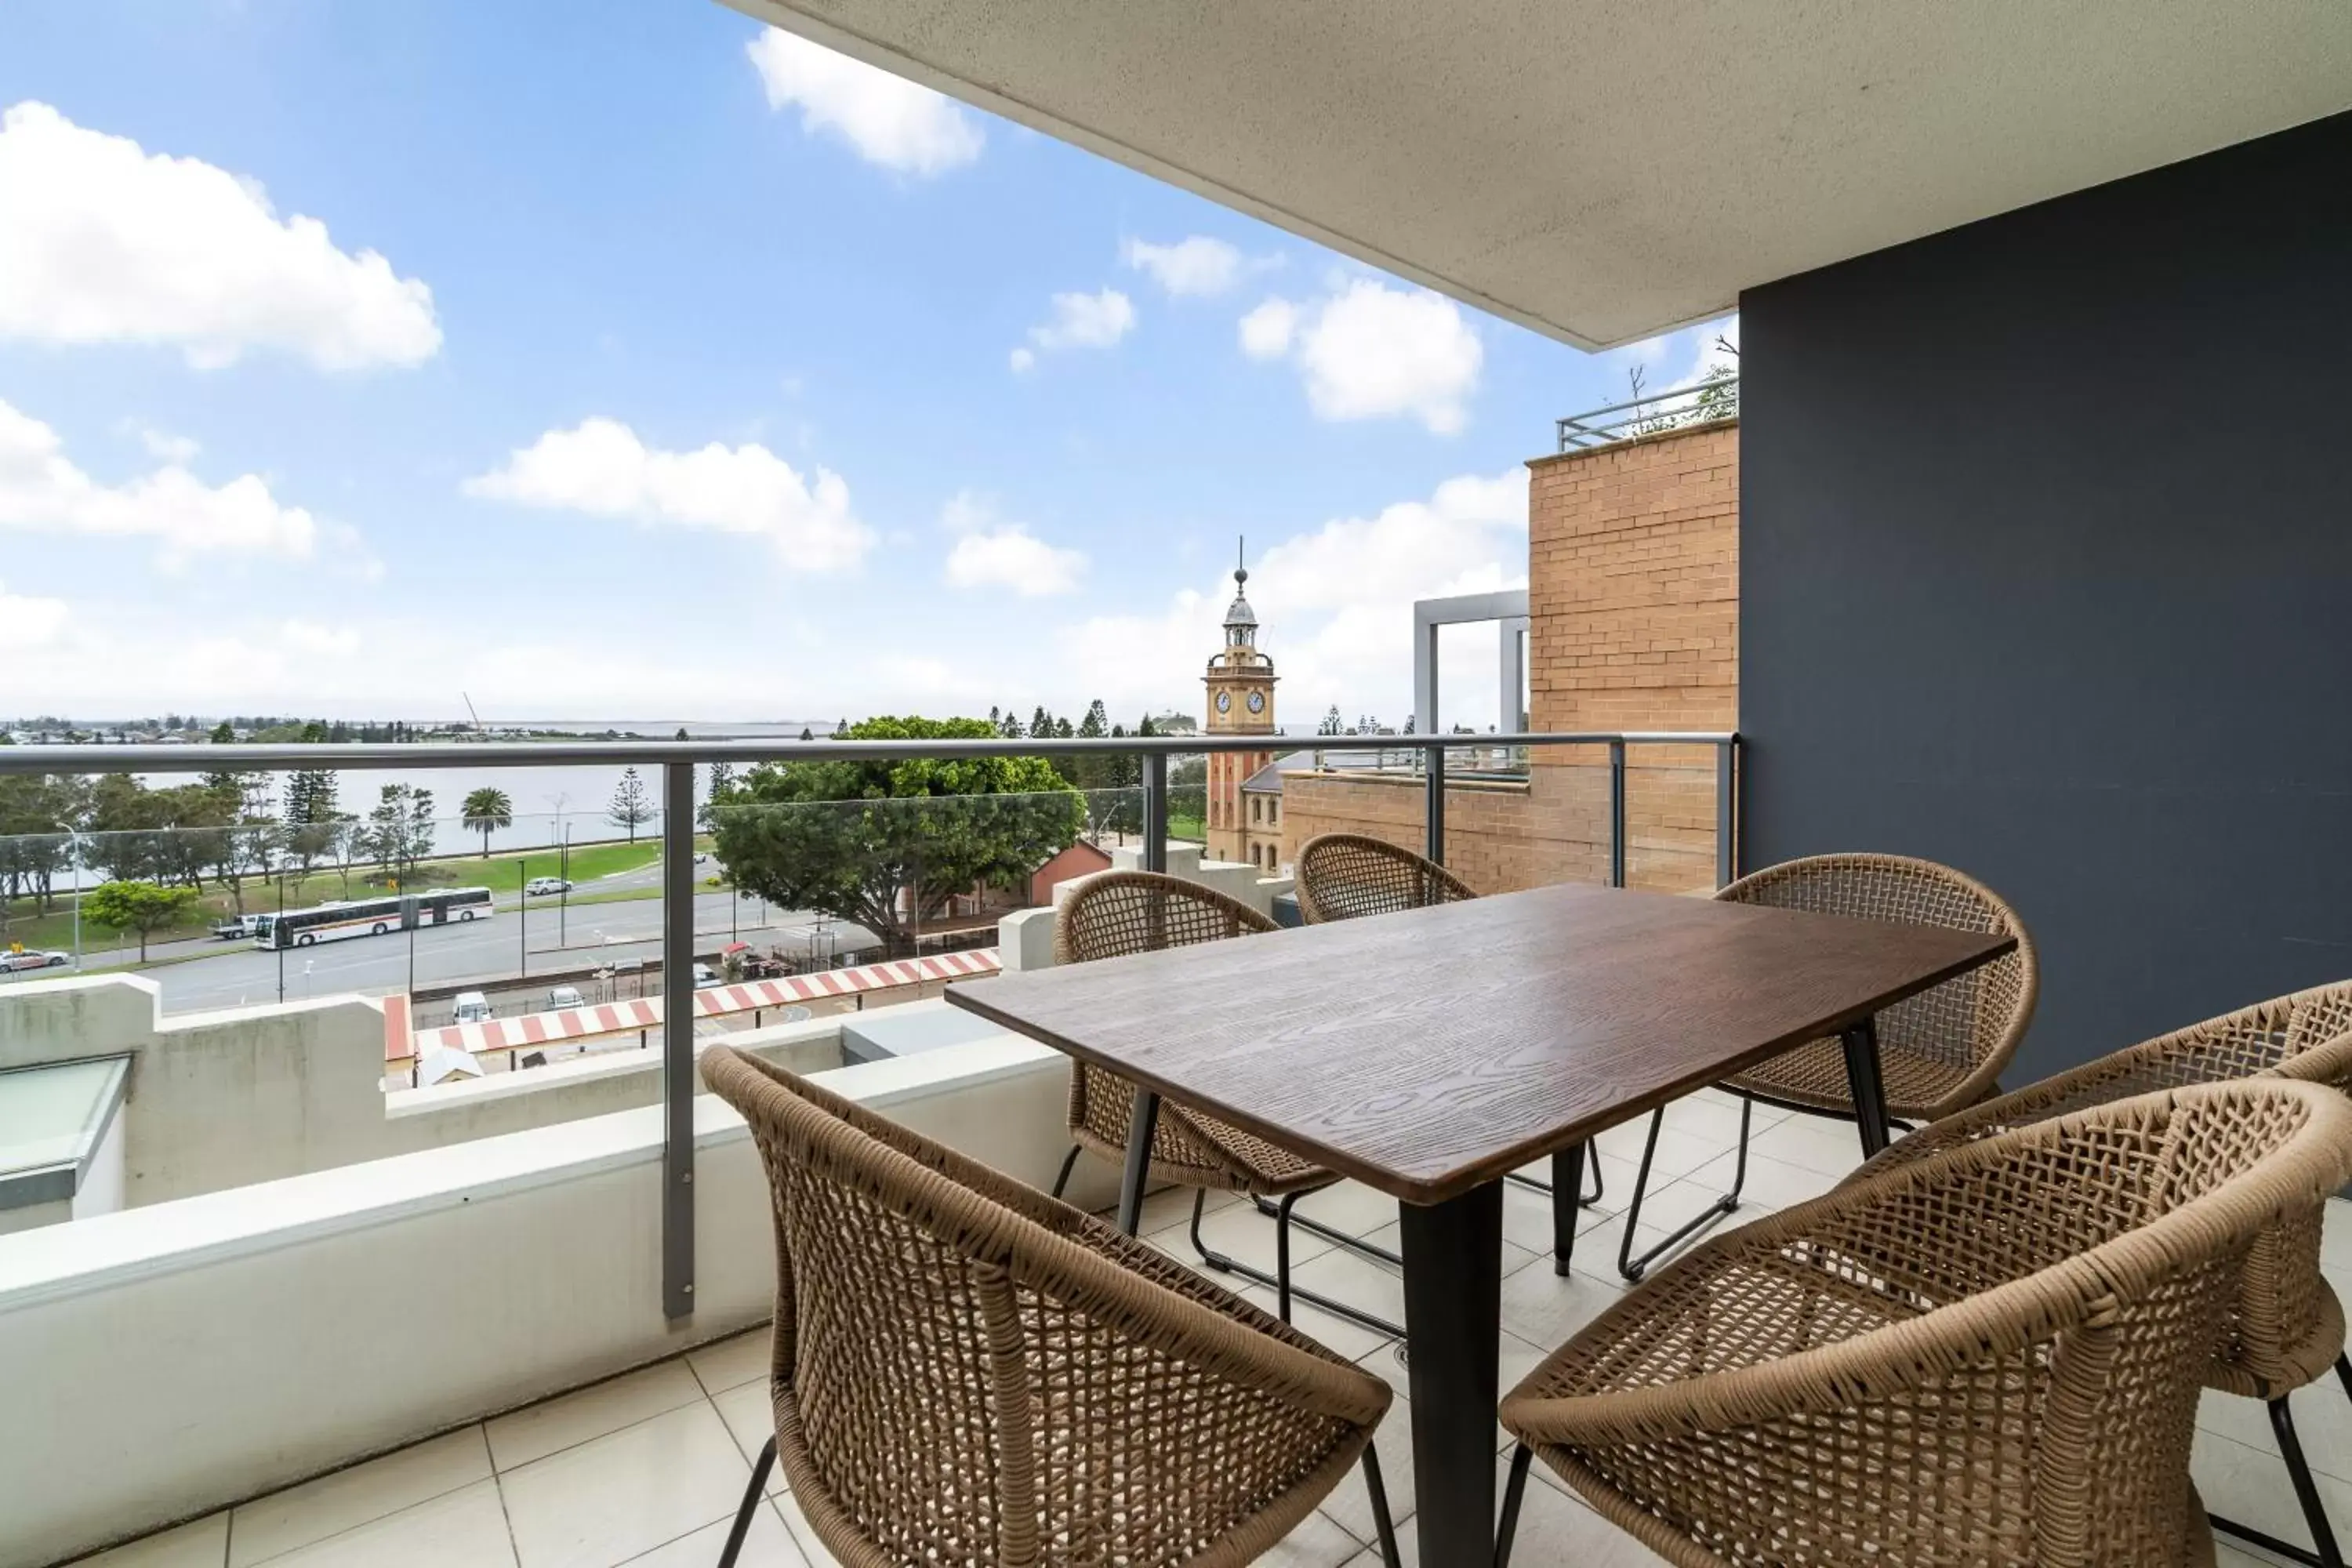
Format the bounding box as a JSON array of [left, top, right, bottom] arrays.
[[1555, 375, 1739, 452], [0, 729, 1734, 1319]]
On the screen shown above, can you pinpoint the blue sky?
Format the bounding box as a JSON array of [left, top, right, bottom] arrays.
[[0, 0, 1733, 728]]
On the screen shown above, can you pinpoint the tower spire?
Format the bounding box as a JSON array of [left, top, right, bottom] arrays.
[[1235, 533, 1247, 588]]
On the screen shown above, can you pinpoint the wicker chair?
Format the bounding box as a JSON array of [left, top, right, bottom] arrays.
[[1050, 870, 1402, 1338], [1617, 852, 2038, 1282], [1293, 831, 1603, 1272], [1294, 831, 1478, 924], [1497, 1079, 2352, 1568], [1849, 980, 2352, 1566], [701, 1045, 1403, 1568]]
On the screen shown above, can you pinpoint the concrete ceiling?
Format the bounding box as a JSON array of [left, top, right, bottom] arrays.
[[720, 0, 2352, 350]]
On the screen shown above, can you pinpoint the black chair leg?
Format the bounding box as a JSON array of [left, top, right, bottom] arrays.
[[1495, 1443, 1534, 1568], [717, 1434, 775, 1567], [1360, 1443, 1403, 1568], [1253, 1193, 1403, 1266], [2276, 1395, 2347, 1568], [1189, 1190, 1406, 1338], [1618, 1094, 1752, 1283], [2209, 1393, 2347, 1568], [1048, 1143, 1082, 1201]]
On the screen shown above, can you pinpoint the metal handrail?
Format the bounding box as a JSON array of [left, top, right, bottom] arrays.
[[1555, 373, 1738, 452], [0, 725, 1738, 1322], [0, 730, 1737, 774]]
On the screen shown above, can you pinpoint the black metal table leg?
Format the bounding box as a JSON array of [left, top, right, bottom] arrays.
[[1840, 1017, 1893, 1157], [1116, 1090, 1160, 1236], [1398, 1181, 1504, 1566], [1551, 1142, 1585, 1276]]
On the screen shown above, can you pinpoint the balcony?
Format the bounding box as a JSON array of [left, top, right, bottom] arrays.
[[0, 732, 2339, 1566]]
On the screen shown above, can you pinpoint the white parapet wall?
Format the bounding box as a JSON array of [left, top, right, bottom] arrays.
[[0, 1025, 1106, 1568], [0, 975, 916, 1215]]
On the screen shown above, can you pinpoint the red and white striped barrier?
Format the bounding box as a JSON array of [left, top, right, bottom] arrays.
[[389, 947, 1001, 1064]]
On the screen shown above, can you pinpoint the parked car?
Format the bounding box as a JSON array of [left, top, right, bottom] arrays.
[[546, 985, 585, 1010], [451, 991, 495, 1025], [0, 949, 71, 972], [524, 877, 573, 897], [693, 962, 720, 987]]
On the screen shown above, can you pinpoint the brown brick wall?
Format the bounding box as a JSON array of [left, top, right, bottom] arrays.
[[1278, 421, 1739, 895]]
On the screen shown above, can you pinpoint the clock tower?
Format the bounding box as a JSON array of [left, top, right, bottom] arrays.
[[1203, 541, 1277, 868]]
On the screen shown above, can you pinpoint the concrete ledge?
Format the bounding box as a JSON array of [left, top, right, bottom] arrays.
[[0, 1029, 1087, 1568]]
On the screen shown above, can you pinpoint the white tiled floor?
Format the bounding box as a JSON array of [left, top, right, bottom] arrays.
[[68, 1090, 2352, 1567]]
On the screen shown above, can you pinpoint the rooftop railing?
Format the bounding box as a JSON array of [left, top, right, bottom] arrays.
[[1555, 372, 1738, 451], [0, 728, 1737, 1318]]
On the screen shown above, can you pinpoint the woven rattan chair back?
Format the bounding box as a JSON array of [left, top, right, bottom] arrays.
[[1294, 833, 1479, 924], [701, 1044, 1392, 1567], [1715, 852, 2038, 1116], [1503, 1080, 2352, 1568], [1052, 872, 1292, 1188], [1858, 978, 2352, 1398]]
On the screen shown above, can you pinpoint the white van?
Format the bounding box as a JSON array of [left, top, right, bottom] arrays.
[[546, 985, 585, 1010], [452, 991, 495, 1025]]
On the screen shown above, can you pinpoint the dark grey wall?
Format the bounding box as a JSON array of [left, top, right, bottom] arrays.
[[1739, 111, 2352, 1085]]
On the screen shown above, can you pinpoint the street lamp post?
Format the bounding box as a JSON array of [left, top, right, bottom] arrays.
[[558, 828, 571, 946], [517, 855, 528, 980], [69, 830, 82, 971]]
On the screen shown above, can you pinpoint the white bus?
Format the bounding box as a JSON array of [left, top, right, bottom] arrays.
[[253, 887, 495, 949]]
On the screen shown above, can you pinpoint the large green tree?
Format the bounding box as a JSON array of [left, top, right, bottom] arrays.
[[461, 786, 514, 855], [84, 880, 198, 960], [708, 715, 1083, 956]]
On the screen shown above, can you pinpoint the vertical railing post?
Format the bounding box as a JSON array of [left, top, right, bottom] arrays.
[[1608, 739, 1628, 888], [1715, 739, 1738, 889], [1425, 742, 1446, 864], [1142, 751, 1168, 875], [660, 761, 696, 1320]]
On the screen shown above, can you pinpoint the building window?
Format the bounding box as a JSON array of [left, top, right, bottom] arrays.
[[1250, 797, 1261, 823]]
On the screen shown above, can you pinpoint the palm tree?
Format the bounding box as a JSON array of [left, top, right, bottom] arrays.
[[460, 786, 513, 857]]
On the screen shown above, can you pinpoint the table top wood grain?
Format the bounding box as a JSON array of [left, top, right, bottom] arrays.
[[946, 880, 2016, 1203]]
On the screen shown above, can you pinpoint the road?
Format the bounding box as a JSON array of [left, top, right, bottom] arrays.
[[10, 884, 875, 1012]]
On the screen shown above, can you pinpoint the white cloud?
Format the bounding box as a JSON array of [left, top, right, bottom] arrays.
[[1122, 236, 1244, 296], [0, 101, 441, 371], [1239, 298, 1298, 359], [0, 397, 320, 566], [1007, 347, 1036, 374], [946, 528, 1084, 597], [745, 31, 983, 176], [1060, 469, 1527, 723], [1241, 279, 1483, 434], [939, 492, 1083, 596], [0, 579, 68, 649], [1025, 288, 1135, 354], [131, 423, 201, 464], [462, 416, 873, 572], [278, 619, 358, 657]]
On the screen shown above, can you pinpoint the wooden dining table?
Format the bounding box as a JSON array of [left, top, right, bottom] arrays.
[[946, 879, 2018, 1565]]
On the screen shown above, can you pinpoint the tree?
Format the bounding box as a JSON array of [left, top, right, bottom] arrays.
[[364, 785, 434, 883], [607, 767, 655, 843], [281, 769, 342, 875], [84, 880, 198, 960], [209, 720, 234, 744], [674, 727, 689, 741], [707, 715, 1083, 957], [1318, 705, 1345, 736], [699, 763, 735, 832], [461, 787, 514, 856]]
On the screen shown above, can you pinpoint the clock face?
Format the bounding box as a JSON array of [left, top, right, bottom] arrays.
[[1246, 690, 1265, 714], [1214, 691, 1232, 713]]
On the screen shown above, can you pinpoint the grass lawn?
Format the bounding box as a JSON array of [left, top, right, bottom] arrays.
[[1167, 811, 1207, 842], [0, 833, 713, 957]]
